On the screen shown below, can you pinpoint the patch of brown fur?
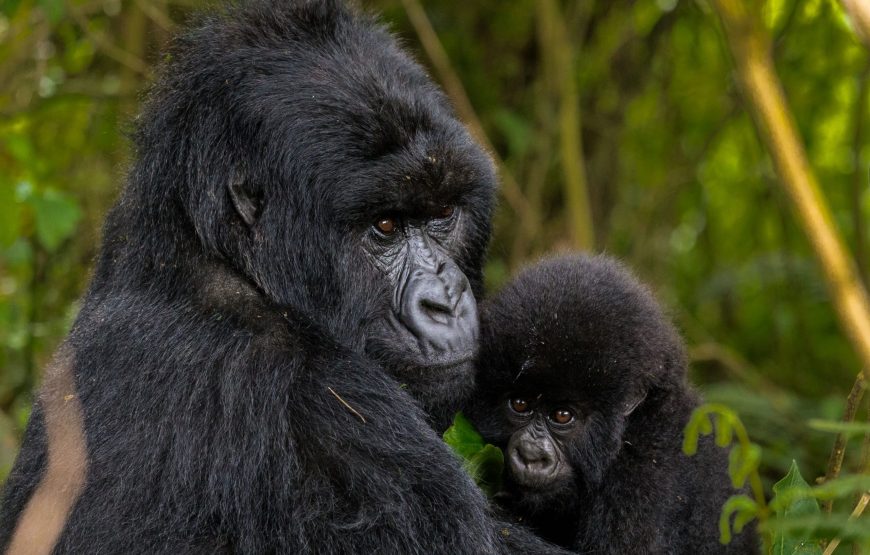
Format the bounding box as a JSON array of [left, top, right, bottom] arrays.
[[7, 343, 87, 555]]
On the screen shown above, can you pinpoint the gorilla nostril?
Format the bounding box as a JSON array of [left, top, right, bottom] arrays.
[[420, 298, 453, 324], [515, 445, 554, 471]]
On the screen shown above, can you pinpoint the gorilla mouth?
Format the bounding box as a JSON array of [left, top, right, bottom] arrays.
[[510, 463, 565, 489], [363, 312, 477, 404]]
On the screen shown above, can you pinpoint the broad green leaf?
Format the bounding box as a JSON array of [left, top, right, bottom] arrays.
[[770, 461, 823, 555], [27, 189, 81, 252], [443, 411, 485, 459], [465, 444, 504, 498], [443, 412, 504, 498]]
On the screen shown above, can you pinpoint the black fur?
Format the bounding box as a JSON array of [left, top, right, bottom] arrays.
[[468, 255, 759, 553], [0, 2, 564, 553]]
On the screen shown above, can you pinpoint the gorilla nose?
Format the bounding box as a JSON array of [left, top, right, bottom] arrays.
[[512, 443, 556, 474], [400, 262, 478, 360], [508, 438, 558, 486]]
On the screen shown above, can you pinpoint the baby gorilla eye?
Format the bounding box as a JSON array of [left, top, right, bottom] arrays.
[[375, 217, 398, 235], [438, 205, 455, 219], [549, 408, 574, 425], [509, 398, 531, 414]]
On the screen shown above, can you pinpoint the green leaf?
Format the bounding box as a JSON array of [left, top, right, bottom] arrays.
[[465, 444, 504, 498], [728, 443, 761, 489], [714, 412, 733, 447], [27, 189, 81, 252], [718, 494, 759, 545], [810, 475, 870, 500], [770, 461, 823, 555], [682, 408, 708, 455], [764, 514, 870, 542], [443, 412, 505, 498], [443, 411, 485, 459], [807, 419, 870, 436]]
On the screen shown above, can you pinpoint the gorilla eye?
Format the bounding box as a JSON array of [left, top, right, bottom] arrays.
[[438, 205, 455, 219], [549, 409, 575, 425], [509, 398, 531, 414], [374, 217, 398, 235]]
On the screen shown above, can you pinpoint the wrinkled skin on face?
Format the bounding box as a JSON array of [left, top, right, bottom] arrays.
[[361, 208, 481, 403]]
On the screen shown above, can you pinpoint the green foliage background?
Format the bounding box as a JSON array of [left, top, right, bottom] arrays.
[[0, 0, 869, 540]]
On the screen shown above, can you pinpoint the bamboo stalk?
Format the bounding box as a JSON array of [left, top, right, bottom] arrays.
[[712, 0, 870, 383], [536, 0, 596, 251]]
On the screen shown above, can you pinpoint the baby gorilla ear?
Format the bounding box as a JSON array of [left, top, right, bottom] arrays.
[[622, 389, 647, 416], [228, 170, 262, 227]]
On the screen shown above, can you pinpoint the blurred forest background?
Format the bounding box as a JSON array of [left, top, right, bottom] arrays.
[[1, 0, 870, 531]]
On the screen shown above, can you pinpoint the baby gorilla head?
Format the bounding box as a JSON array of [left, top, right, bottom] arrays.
[[470, 255, 758, 552], [472, 254, 687, 512]]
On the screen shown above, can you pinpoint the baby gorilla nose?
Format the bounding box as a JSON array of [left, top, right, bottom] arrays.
[[400, 259, 478, 363], [508, 435, 558, 487]]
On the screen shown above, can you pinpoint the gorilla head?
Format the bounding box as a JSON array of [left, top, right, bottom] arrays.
[[471, 255, 687, 514], [118, 0, 494, 406]]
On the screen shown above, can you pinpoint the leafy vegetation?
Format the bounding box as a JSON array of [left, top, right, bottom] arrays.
[[443, 412, 504, 497]]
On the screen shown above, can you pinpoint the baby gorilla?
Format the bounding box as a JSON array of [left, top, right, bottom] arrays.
[[467, 255, 758, 554]]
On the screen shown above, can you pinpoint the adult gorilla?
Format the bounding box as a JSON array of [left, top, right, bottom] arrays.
[[0, 1, 560, 553]]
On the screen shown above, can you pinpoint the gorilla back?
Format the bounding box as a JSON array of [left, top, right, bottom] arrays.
[[0, 2, 551, 553]]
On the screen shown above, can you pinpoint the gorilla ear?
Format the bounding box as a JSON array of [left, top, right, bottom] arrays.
[[228, 172, 262, 227], [622, 390, 647, 416]]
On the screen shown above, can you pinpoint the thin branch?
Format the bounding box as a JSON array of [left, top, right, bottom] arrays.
[[712, 0, 870, 383], [821, 372, 867, 513], [821, 491, 870, 555], [398, 0, 539, 238], [327, 387, 366, 424]]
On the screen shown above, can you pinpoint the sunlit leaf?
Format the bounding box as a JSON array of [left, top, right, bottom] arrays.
[[443, 411, 485, 459], [443, 412, 504, 498], [465, 444, 504, 497]]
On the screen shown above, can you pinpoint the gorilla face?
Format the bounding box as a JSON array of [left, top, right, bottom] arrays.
[[501, 395, 580, 509], [360, 204, 480, 397]]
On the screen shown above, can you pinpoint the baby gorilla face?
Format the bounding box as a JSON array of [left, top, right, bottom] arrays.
[[503, 394, 583, 510]]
